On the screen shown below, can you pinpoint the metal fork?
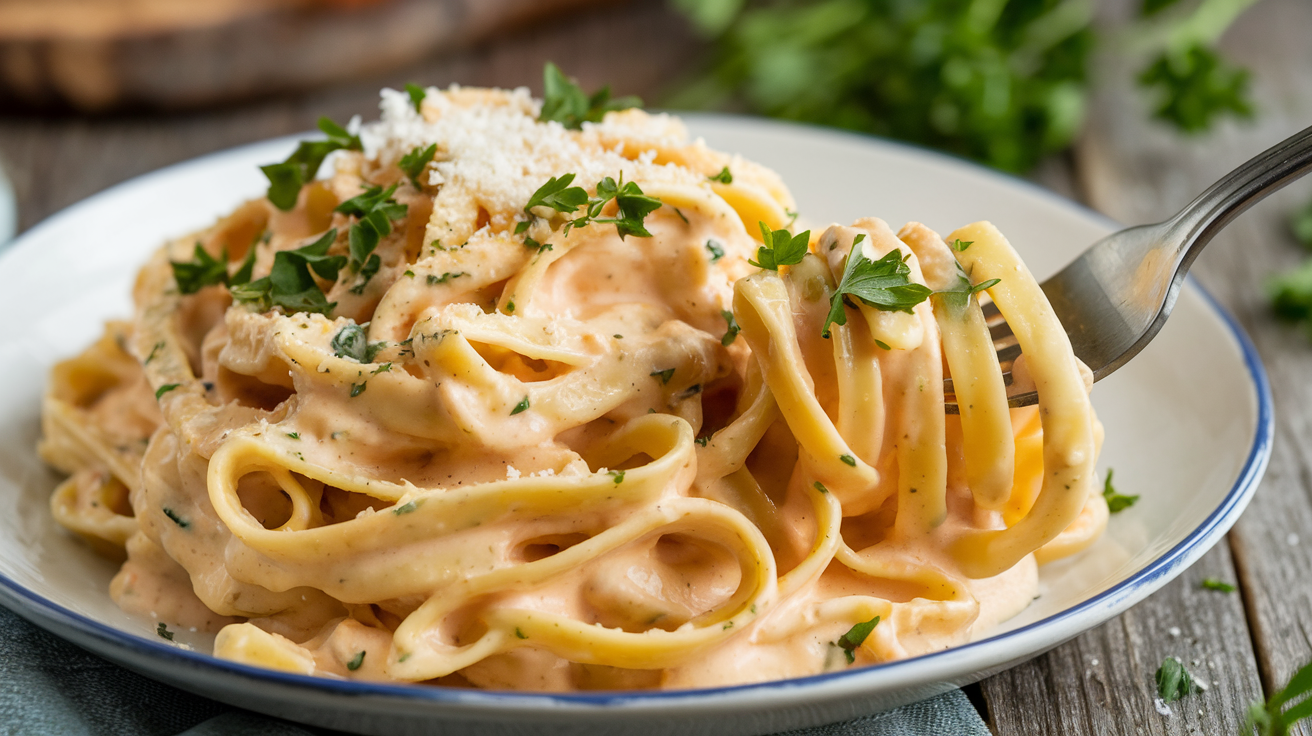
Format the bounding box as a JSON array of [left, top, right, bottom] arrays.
[[944, 123, 1312, 412]]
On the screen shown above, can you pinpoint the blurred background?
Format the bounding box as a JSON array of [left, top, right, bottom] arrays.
[[3, 1, 1312, 734]]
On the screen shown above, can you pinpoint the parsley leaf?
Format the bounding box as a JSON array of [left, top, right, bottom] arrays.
[[171, 243, 230, 294], [524, 173, 589, 216], [836, 616, 880, 664], [331, 324, 387, 363], [608, 469, 625, 484], [230, 229, 345, 316], [822, 235, 933, 338], [708, 166, 733, 184], [936, 260, 1001, 313], [1139, 44, 1253, 134], [651, 368, 675, 385], [539, 62, 642, 130], [157, 622, 174, 641], [162, 507, 189, 529], [720, 309, 740, 346], [1200, 578, 1236, 593], [405, 83, 426, 113], [510, 397, 530, 415], [1102, 469, 1139, 513], [749, 222, 810, 271], [261, 117, 362, 211], [336, 184, 407, 292], [346, 651, 366, 671], [1155, 656, 1195, 703], [399, 143, 437, 188], [592, 177, 663, 239], [1245, 657, 1312, 736], [840, 454, 857, 466], [706, 239, 725, 262], [155, 384, 181, 399]]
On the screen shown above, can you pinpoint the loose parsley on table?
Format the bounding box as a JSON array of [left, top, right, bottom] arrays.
[[1155, 656, 1196, 703], [1200, 578, 1236, 593], [821, 234, 933, 339], [538, 62, 642, 130], [1246, 657, 1312, 736], [1101, 468, 1139, 513], [261, 117, 361, 210]]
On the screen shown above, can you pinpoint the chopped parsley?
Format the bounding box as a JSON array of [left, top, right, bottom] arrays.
[[705, 239, 725, 262], [749, 222, 809, 271], [695, 436, 710, 447], [538, 62, 642, 130], [822, 235, 933, 338], [813, 481, 829, 494], [708, 166, 733, 184], [392, 500, 419, 515], [1155, 656, 1196, 703], [510, 397, 530, 415], [875, 339, 892, 350], [171, 243, 229, 294], [651, 368, 675, 385], [372, 362, 393, 375], [1201, 578, 1236, 593], [156, 622, 174, 641], [144, 341, 165, 365], [162, 507, 190, 528], [840, 454, 856, 467], [349, 382, 367, 397], [608, 470, 625, 484], [720, 309, 740, 346], [935, 260, 1001, 313], [398, 143, 437, 188], [951, 239, 974, 252], [519, 173, 662, 242], [286, 432, 300, 440], [346, 651, 365, 671], [676, 384, 702, 400], [427, 272, 467, 285], [229, 228, 345, 316], [405, 82, 426, 113], [515, 627, 528, 640], [836, 616, 880, 664], [336, 184, 408, 294], [155, 384, 181, 399], [1245, 657, 1312, 735], [1102, 469, 1139, 513], [331, 323, 386, 363], [260, 117, 361, 210]]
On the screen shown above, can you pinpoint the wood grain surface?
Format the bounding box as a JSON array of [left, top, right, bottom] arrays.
[[2, 0, 1310, 733]]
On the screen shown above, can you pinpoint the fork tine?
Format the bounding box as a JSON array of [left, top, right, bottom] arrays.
[[942, 310, 1038, 414]]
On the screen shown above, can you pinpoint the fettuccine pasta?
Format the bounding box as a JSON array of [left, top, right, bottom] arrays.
[[38, 83, 1104, 690]]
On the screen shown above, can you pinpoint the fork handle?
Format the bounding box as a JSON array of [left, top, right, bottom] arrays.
[[1165, 124, 1312, 274]]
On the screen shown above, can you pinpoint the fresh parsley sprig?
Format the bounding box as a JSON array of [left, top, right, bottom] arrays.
[[261, 118, 362, 211], [171, 243, 230, 295], [1246, 658, 1312, 736], [749, 222, 810, 271], [335, 184, 408, 294], [821, 235, 933, 339], [230, 229, 345, 315], [517, 173, 662, 242], [398, 144, 437, 188], [539, 62, 642, 130]]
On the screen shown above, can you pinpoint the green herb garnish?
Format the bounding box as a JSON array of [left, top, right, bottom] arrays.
[[171, 243, 230, 294], [229, 228, 345, 316], [936, 261, 1001, 313], [608, 470, 625, 484], [822, 235, 933, 338], [515, 628, 528, 640], [836, 616, 880, 664], [511, 397, 530, 415], [1102, 469, 1139, 513], [427, 272, 467, 285], [705, 239, 725, 262], [1155, 656, 1195, 703], [813, 481, 829, 494], [331, 324, 386, 363], [145, 341, 165, 365], [349, 382, 367, 397], [748, 222, 809, 271], [399, 143, 437, 188], [286, 432, 300, 440], [405, 83, 426, 113], [538, 62, 642, 130], [720, 309, 741, 346], [336, 184, 408, 294], [157, 622, 174, 641], [346, 651, 365, 671], [840, 454, 856, 467], [155, 384, 181, 399], [392, 500, 419, 515], [261, 117, 362, 210], [708, 166, 733, 184], [162, 507, 189, 529], [651, 368, 675, 385]]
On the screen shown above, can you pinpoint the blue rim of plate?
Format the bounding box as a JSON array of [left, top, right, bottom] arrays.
[[0, 116, 1275, 712]]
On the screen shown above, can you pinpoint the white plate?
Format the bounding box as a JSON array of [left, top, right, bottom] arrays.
[[0, 115, 1272, 735]]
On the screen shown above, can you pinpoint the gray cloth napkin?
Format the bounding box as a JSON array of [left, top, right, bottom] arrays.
[[0, 606, 989, 736]]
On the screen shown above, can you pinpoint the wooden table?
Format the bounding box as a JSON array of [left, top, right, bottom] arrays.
[[2, 0, 1309, 733]]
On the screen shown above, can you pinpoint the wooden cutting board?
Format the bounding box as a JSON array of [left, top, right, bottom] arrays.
[[0, 0, 605, 111]]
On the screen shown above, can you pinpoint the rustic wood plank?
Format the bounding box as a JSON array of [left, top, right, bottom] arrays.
[[1072, 0, 1312, 729], [0, 0, 698, 232]]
